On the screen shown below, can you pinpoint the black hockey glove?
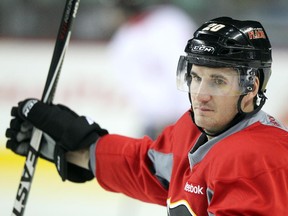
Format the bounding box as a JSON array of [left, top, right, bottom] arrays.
[[6, 99, 108, 183]]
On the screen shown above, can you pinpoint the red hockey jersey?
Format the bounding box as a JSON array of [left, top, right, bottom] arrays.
[[91, 110, 288, 215]]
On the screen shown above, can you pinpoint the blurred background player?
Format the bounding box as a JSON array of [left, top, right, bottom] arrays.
[[107, 0, 197, 139]]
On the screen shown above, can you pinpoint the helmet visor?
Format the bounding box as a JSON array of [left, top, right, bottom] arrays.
[[176, 56, 256, 96]]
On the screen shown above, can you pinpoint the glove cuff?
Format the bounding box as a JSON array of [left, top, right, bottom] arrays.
[[54, 146, 94, 183]]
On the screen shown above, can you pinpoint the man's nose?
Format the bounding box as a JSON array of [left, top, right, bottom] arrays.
[[195, 92, 211, 102], [194, 81, 212, 101]]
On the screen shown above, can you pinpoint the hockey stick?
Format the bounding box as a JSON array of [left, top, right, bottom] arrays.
[[11, 0, 80, 215]]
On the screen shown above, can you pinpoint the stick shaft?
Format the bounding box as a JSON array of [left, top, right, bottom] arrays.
[[43, 0, 80, 104], [11, 1, 80, 215]]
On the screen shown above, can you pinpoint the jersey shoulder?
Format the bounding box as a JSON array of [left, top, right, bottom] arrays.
[[207, 122, 288, 179]]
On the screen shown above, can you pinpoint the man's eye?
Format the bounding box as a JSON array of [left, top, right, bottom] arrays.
[[213, 78, 226, 85], [191, 74, 201, 82]]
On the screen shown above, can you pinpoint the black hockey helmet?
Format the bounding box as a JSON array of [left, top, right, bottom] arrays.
[[177, 16, 272, 98]]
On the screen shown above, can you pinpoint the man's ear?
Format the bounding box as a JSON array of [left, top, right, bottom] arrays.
[[241, 77, 260, 111]]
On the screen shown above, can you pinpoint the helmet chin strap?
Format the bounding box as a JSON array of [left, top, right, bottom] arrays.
[[189, 93, 267, 137]]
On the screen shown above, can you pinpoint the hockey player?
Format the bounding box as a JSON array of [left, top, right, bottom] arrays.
[[6, 17, 288, 215]]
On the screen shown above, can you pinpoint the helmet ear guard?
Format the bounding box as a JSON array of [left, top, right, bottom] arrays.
[[237, 67, 257, 95], [257, 68, 271, 95]]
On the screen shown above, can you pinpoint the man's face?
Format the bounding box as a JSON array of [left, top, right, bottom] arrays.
[[190, 65, 240, 135]]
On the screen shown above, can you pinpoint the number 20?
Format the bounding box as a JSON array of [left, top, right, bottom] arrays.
[[202, 23, 225, 32]]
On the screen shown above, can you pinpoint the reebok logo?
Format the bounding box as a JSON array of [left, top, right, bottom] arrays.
[[184, 182, 204, 195]]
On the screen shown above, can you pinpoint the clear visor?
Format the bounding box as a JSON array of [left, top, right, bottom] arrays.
[[176, 56, 256, 96]]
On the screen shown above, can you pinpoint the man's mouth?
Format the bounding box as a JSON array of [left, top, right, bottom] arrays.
[[194, 105, 213, 113]]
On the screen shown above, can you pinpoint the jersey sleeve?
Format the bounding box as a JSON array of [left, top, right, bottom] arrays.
[[91, 130, 174, 206]]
